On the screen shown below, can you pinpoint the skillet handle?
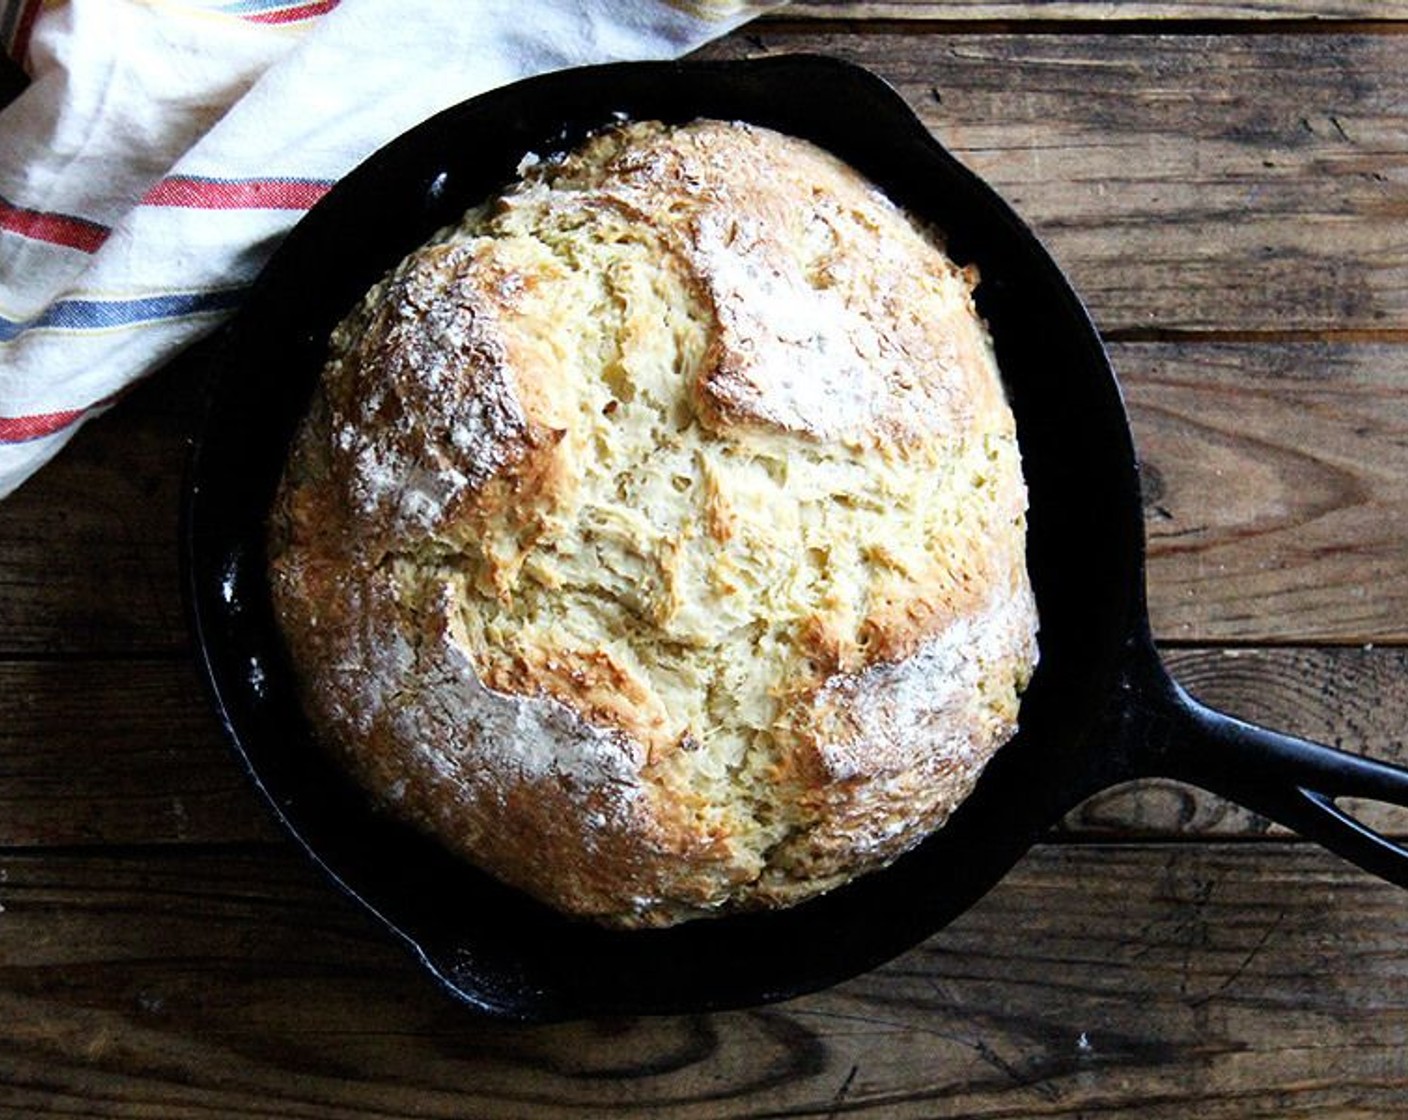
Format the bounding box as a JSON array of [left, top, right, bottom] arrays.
[[1132, 668, 1408, 888]]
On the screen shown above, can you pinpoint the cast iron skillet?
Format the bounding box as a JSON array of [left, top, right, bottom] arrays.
[[185, 54, 1408, 1022]]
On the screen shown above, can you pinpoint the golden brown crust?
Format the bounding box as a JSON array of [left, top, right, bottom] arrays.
[[269, 119, 1040, 928], [478, 645, 680, 763]]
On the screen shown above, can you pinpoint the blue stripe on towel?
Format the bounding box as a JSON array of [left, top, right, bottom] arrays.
[[0, 287, 247, 342]]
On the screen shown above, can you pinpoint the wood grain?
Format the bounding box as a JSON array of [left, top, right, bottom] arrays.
[[0, 843, 1404, 1117], [0, 659, 279, 849], [1129, 342, 1408, 643], [696, 29, 1408, 333], [776, 2, 1408, 19], [0, 357, 206, 658]]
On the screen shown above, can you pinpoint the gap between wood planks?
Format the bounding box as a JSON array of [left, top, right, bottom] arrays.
[[754, 16, 1408, 37], [1106, 327, 1408, 344]]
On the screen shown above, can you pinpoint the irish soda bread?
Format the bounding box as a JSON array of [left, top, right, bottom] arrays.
[[268, 119, 1039, 928]]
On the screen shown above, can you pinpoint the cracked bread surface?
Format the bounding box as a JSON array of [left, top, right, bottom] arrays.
[[268, 119, 1039, 928]]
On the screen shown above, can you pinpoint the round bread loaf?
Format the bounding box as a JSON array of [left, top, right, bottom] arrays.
[[268, 119, 1039, 928]]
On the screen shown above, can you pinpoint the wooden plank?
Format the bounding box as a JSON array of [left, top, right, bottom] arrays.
[[775, 2, 1408, 19], [0, 357, 205, 658], [695, 30, 1408, 333], [0, 649, 1402, 851], [0, 659, 279, 849], [1126, 342, 1408, 643], [0, 843, 1405, 1116]]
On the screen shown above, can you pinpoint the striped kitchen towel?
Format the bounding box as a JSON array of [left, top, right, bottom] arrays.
[[0, 0, 778, 498]]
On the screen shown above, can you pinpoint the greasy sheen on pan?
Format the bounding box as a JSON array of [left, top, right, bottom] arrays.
[[267, 119, 1040, 929]]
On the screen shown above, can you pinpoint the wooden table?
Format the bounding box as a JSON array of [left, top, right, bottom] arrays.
[[4, 3, 1408, 1115]]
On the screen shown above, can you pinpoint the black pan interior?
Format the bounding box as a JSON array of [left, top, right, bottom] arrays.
[[186, 55, 1149, 1020]]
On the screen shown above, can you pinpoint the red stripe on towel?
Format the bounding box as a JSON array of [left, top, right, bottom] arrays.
[[0, 405, 85, 443], [142, 175, 332, 211], [244, 0, 339, 24], [0, 197, 111, 252]]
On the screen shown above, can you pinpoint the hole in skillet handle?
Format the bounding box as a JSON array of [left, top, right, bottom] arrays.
[[1110, 640, 1408, 889], [184, 54, 1159, 1022]]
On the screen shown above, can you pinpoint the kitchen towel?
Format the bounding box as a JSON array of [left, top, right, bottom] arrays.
[[0, 0, 777, 497]]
